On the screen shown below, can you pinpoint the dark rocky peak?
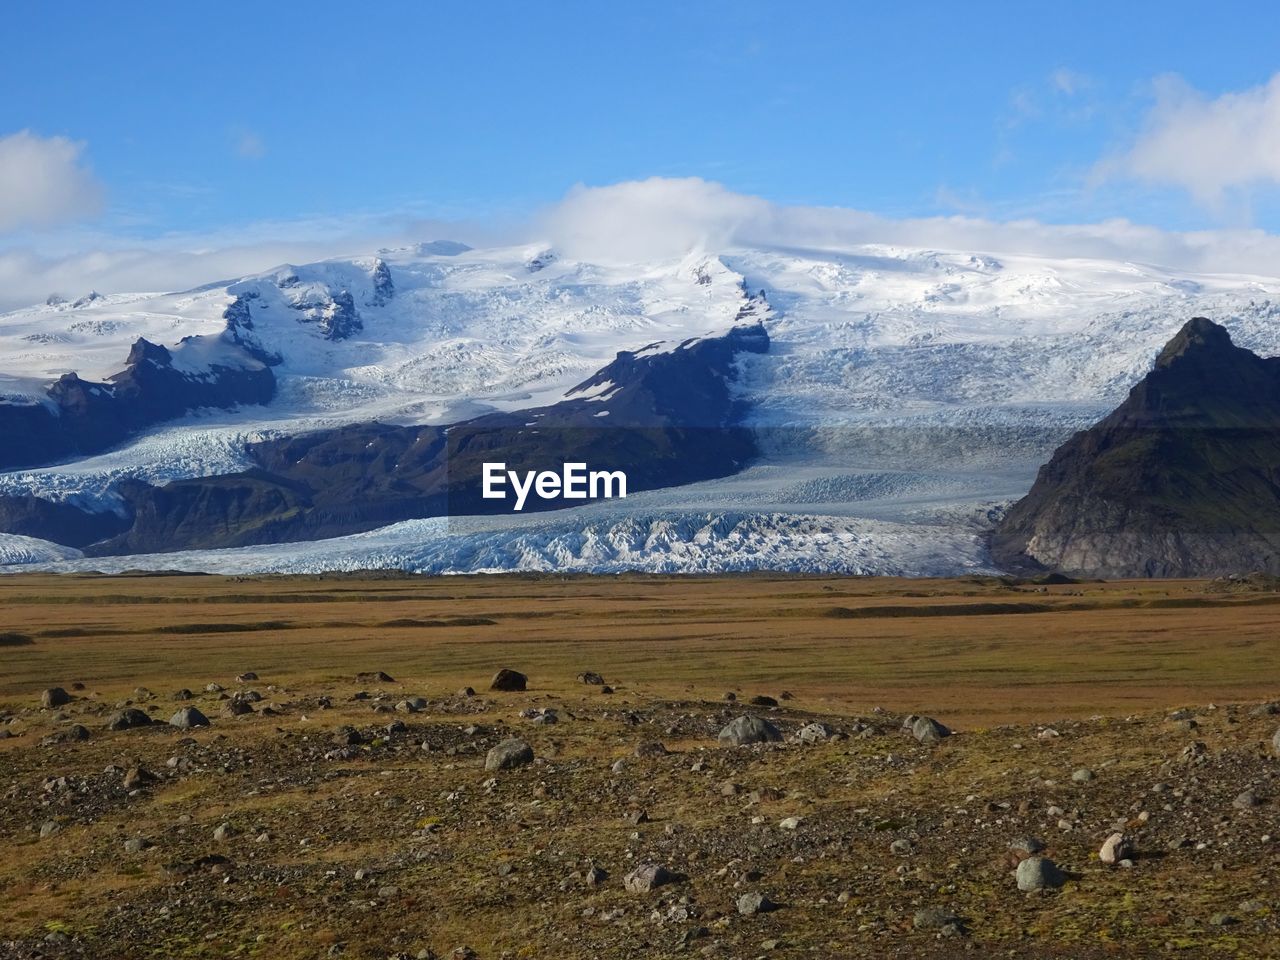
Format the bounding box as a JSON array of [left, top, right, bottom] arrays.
[[369, 258, 394, 305], [223, 293, 256, 331], [1154, 316, 1238, 369], [993, 316, 1280, 578], [319, 289, 361, 340], [121, 338, 172, 370]]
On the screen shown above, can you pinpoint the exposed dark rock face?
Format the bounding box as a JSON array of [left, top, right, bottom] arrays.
[[993, 318, 1280, 577], [368, 258, 394, 306], [0, 494, 129, 548], [0, 335, 274, 472], [81, 323, 770, 555]]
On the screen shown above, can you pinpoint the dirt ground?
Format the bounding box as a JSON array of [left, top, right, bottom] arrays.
[[2, 572, 1279, 958]]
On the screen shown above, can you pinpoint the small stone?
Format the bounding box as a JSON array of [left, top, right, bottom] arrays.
[[890, 838, 913, 855], [236, 672, 258, 683], [106, 708, 153, 730], [122, 766, 158, 790], [913, 906, 960, 931], [749, 695, 778, 707], [778, 816, 803, 831], [378, 885, 400, 899], [623, 862, 673, 893], [1016, 856, 1065, 891], [40, 821, 60, 838], [634, 741, 668, 758], [213, 823, 236, 841], [41, 687, 71, 709], [489, 668, 527, 692], [911, 716, 951, 744], [578, 671, 605, 685], [485, 738, 534, 771], [123, 837, 151, 853], [585, 865, 608, 888], [718, 715, 782, 746], [1099, 832, 1133, 865], [1233, 790, 1262, 810], [169, 706, 210, 729], [736, 891, 776, 915], [1008, 837, 1045, 857], [797, 722, 834, 743], [1072, 768, 1095, 783]]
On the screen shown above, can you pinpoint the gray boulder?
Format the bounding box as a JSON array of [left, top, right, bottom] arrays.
[[737, 891, 776, 915], [485, 738, 534, 771], [718, 715, 782, 746], [911, 716, 951, 744], [106, 708, 153, 730], [623, 862, 673, 893], [489, 668, 527, 692], [169, 707, 210, 729], [41, 687, 71, 709], [1016, 856, 1066, 891]]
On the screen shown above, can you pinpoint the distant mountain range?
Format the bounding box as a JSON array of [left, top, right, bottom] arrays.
[[3, 240, 1280, 575]]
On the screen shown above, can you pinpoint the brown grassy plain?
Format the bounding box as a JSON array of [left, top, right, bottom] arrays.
[[2, 572, 1279, 724]]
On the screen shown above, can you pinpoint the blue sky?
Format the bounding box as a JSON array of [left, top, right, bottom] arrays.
[[4, 0, 1280, 303]]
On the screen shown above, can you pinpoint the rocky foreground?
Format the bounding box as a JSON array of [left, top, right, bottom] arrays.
[[2, 670, 1280, 959]]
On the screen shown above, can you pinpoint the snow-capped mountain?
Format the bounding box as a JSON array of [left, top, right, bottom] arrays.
[[3, 238, 1280, 575]]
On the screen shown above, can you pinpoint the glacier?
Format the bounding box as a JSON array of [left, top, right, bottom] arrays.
[[3, 238, 1280, 575]]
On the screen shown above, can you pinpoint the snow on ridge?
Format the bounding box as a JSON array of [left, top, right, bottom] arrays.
[[4, 239, 1280, 574]]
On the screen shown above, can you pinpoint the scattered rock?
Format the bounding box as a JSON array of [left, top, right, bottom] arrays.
[[634, 741, 668, 758], [236, 672, 258, 683], [41, 687, 71, 709], [123, 766, 158, 790], [737, 891, 777, 915], [718, 715, 782, 746], [485, 738, 535, 771], [489, 668, 527, 692], [749, 695, 778, 707], [106, 708, 153, 731], [1233, 789, 1262, 810], [911, 716, 951, 744], [169, 706, 210, 729], [1072, 768, 1095, 783], [913, 906, 960, 931], [1099, 832, 1133, 865], [171, 688, 194, 701], [577, 671, 605, 685], [1016, 856, 1065, 891], [797, 722, 835, 743], [623, 862, 673, 893], [213, 823, 237, 841], [356, 671, 395, 683]]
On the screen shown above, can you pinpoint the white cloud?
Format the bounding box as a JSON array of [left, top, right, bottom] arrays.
[[1100, 73, 1280, 209], [0, 213, 485, 311], [1049, 67, 1088, 97], [8, 177, 1280, 313], [536, 176, 1280, 278], [0, 130, 104, 232]]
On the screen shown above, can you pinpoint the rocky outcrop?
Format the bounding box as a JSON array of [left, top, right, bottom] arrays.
[[0, 335, 275, 472], [993, 318, 1280, 577], [79, 323, 770, 555]]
